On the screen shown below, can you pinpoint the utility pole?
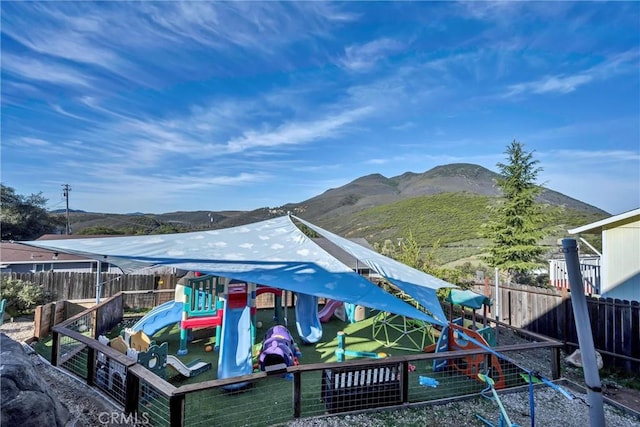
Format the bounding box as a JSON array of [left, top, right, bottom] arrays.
[[62, 184, 71, 234]]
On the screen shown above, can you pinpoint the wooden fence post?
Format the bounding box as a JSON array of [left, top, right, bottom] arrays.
[[401, 360, 409, 404], [51, 329, 60, 366], [125, 369, 140, 415], [293, 372, 302, 418], [86, 347, 96, 386], [551, 347, 561, 380], [169, 394, 185, 427]]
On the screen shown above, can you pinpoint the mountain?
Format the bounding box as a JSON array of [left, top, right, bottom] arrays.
[[285, 163, 604, 222], [61, 163, 608, 262]]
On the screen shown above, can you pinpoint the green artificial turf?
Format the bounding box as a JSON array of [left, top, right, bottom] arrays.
[[148, 307, 434, 387]]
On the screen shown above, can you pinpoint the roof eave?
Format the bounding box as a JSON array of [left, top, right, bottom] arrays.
[[568, 208, 640, 234]]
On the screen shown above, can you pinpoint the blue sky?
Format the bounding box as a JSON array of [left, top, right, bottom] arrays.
[[2, 2, 639, 216]]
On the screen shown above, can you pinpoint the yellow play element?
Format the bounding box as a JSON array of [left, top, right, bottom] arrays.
[[109, 336, 129, 354], [129, 330, 153, 352]]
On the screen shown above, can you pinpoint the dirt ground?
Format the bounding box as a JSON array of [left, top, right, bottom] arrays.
[[2, 316, 639, 426]]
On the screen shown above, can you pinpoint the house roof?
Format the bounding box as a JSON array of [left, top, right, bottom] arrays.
[[568, 208, 640, 234], [0, 242, 90, 263], [1, 234, 123, 264], [37, 234, 123, 240]]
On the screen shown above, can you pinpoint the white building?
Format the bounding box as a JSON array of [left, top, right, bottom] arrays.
[[568, 208, 640, 302]]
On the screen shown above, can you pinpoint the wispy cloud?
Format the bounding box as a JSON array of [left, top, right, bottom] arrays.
[[339, 38, 405, 72], [392, 121, 417, 131], [507, 74, 593, 96], [19, 137, 50, 147], [1, 2, 354, 90], [225, 106, 374, 153], [2, 53, 91, 88], [505, 50, 639, 97], [543, 149, 639, 163]]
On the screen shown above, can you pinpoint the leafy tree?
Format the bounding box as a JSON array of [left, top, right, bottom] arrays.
[[1, 184, 62, 241], [395, 233, 463, 289], [374, 239, 398, 257], [396, 232, 423, 269], [482, 141, 548, 280]]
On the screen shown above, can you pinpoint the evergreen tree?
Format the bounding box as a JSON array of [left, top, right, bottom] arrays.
[[483, 141, 547, 280]]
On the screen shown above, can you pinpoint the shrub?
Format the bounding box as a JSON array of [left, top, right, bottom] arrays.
[[0, 278, 54, 317]]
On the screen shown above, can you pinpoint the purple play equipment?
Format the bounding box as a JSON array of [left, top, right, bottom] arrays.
[[258, 325, 300, 371]]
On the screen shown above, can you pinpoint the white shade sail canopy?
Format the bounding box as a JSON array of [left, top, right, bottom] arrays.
[[293, 215, 454, 323], [23, 215, 454, 325]]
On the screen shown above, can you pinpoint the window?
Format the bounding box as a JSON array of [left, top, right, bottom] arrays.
[[92, 262, 111, 273], [34, 263, 53, 272]]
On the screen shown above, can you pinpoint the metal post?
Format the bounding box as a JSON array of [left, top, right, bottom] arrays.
[[562, 239, 605, 427], [96, 261, 102, 304], [494, 267, 499, 345], [284, 290, 289, 327]]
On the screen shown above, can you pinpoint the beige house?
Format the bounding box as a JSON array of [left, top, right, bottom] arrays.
[[568, 208, 640, 302]]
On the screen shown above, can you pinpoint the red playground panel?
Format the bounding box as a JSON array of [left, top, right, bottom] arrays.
[[181, 310, 223, 329], [227, 283, 248, 310]]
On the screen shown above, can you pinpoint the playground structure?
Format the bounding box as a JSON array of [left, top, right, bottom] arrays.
[[476, 373, 520, 427], [335, 330, 387, 362], [434, 321, 506, 389], [294, 295, 361, 344], [177, 273, 224, 355], [257, 325, 301, 371], [372, 310, 438, 352], [129, 274, 284, 387], [432, 289, 505, 388], [371, 288, 506, 389], [97, 268, 511, 401], [318, 299, 345, 323], [46, 287, 576, 427], [98, 329, 212, 380]]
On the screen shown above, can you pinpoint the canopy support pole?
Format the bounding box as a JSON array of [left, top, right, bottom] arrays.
[[96, 260, 102, 304], [562, 239, 605, 427]]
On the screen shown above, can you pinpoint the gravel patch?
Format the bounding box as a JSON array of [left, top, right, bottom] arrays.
[[284, 386, 639, 427]]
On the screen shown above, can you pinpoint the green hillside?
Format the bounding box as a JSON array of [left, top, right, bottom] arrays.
[[324, 193, 493, 244], [314, 192, 607, 264]]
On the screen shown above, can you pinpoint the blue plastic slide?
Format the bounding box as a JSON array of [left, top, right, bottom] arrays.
[[217, 304, 253, 390], [131, 300, 184, 337], [295, 293, 322, 344]]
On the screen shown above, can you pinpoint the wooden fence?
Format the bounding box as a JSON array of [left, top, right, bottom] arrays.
[[33, 299, 97, 339], [1, 272, 179, 301], [473, 282, 640, 372]]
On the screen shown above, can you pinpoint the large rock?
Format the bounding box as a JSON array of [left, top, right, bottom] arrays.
[[1, 333, 70, 426], [566, 349, 604, 370]]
